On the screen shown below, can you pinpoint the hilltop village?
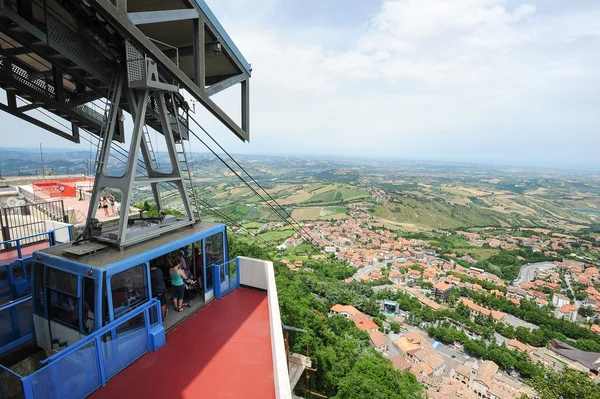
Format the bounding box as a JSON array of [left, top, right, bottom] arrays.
[[277, 202, 600, 397]]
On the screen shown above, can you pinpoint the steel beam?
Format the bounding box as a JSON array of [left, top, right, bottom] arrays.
[[193, 18, 204, 87], [0, 59, 104, 131], [128, 9, 198, 25], [205, 73, 245, 97], [0, 102, 78, 143], [52, 66, 64, 104], [163, 43, 223, 59], [0, 47, 32, 56], [0, 8, 113, 84], [91, 0, 250, 141], [241, 78, 249, 136]]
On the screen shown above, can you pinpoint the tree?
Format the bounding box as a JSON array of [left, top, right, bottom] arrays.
[[578, 307, 595, 318], [456, 302, 471, 319], [515, 326, 531, 343], [530, 368, 600, 399], [334, 354, 422, 399], [390, 322, 401, 334]]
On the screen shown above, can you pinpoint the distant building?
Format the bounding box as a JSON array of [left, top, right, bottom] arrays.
[[459, 298, 505, 322], [369, 330, 388, 354], [453, 360, 533, 399], [431, 280, 454, 302], [549, 339, 600, 373], [394, 332, 445, 378], [552, 293, 570, 308], [389, 355, 411, 372], [555, 304, 578, 322], [329, 304, 379, 332]]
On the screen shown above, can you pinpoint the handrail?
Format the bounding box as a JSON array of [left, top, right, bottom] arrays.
[[211, 257, 240, 298], [0, 294, 32, 312], [40, 298, 161, 366], [0, 225, 71, 260], [0, 294, 36, 356], [209, 257, 238, 270], [0, 362, 24, 378], [0, 229, 58, 246]]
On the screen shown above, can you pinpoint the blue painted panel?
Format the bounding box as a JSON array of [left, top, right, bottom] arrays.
[[0, 296, 36, 355], [194, 0, 251, 75], [29, 342, 101, 399], [33, 252, 104, 280]]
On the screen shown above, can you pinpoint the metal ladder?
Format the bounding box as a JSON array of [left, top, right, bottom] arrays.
[[142, 124, 159, 171], [94, 73, 122, 173], [174, 139, 200, 219], [170, 93, 200, 219]]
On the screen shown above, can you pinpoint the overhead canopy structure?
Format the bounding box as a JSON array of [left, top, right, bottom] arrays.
[[0, 0, 250, 142]]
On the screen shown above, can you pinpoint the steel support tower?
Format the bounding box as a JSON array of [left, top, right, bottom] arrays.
[[0, 0, 251, 248]]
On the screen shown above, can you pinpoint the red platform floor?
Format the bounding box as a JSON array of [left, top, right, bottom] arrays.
[[90, 288, 276, 399]]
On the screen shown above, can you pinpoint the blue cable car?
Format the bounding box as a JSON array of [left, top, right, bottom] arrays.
[[30, 222, 230, 352]]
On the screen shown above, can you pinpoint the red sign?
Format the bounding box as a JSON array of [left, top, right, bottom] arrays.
[[33, 179, 77, 199]]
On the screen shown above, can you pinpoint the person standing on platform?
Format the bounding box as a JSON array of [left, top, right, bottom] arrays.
[[101, 197, 109, 217], [108, 193, 116, 215]]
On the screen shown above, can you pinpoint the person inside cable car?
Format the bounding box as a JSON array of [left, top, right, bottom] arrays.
[[169, 259, 187, 312], [194, 246, 203, 285], [150, 260, 168, 319]]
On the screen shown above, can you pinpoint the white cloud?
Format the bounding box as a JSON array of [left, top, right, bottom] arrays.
[[201, 0, 600, 169]]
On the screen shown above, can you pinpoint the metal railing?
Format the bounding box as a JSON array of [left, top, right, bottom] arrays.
[[0, 227, 72, 302], [0, 199, 66, 250], [0, 298, 164, 399], [212, 258, 240, 299], [0, 295, 35, 355]]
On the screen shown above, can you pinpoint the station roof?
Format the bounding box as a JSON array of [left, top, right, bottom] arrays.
[[126, 0, 251, 82]]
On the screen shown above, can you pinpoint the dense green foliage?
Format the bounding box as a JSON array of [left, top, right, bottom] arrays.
[[529, 368, 600, 399], [427, 325, 542, 379], [229, 239, 422, 398], [333, 354, 422, 399], [134, 201, 185, 217], [458, 288, 600, 348], [229, 237, 600, 398]]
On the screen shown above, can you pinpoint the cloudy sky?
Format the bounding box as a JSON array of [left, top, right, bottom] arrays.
[[2, 0, 600, 170]]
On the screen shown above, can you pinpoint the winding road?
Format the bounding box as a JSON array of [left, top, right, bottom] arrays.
[[513, 261, 557, 285]]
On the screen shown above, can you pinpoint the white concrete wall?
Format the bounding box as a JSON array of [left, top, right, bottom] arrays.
[[239, 256, 268, 290], [238, 257, 292, 399], [44, 220, 72, 243]]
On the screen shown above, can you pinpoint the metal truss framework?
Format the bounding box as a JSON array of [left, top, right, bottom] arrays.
[[84, 61, 195, 248], [0, 0, 250, 142], [0, 0, 252, 247]]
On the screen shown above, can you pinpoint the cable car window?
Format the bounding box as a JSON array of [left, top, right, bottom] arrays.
[[25, 261, 33, 281], [33, 262, 45, 314], [205, 233, 224, 286], [82, 277, 95, 334], [45, 268, 78, 296], [46, 268, 79, 329], [110, 265, 148, 318], [0, 266, 9, 301], [103, 282, 109, 326], [12, 263, 24, 279]]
